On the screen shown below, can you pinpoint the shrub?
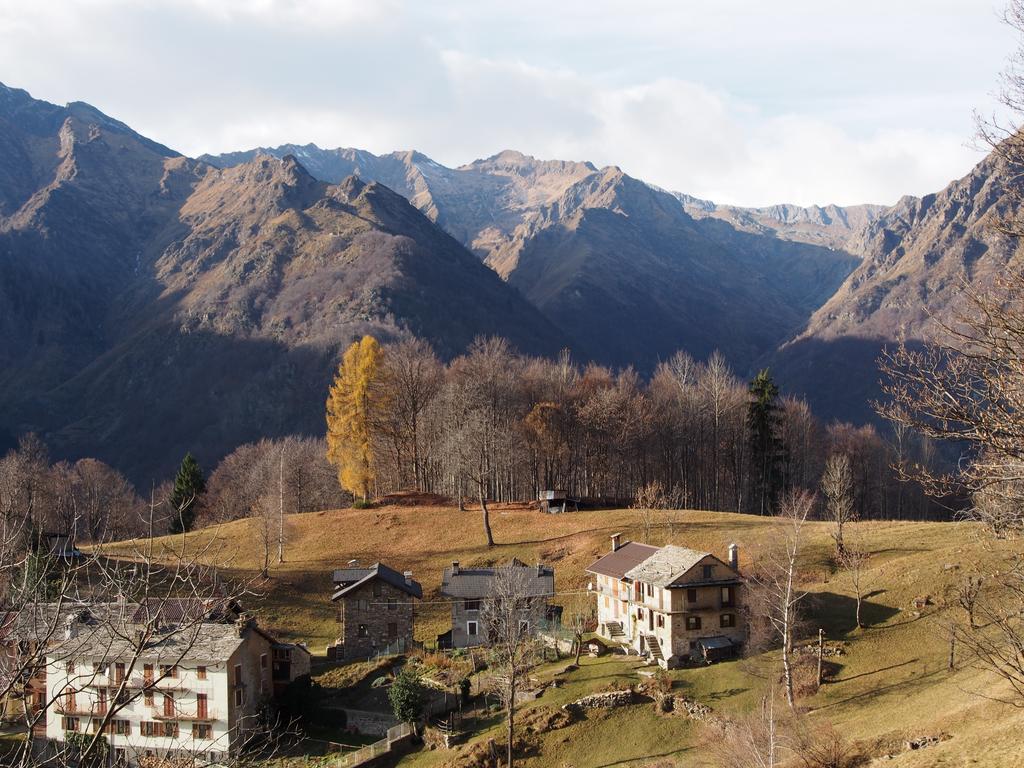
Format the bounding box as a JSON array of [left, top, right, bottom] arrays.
[[352, 499, 374, 509]]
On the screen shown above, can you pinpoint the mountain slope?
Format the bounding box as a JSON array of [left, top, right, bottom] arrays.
[[673, 191, 890, 251], [0, 86, 562, 480], [206, 144, 860, 373], [768, 152, 1024, 422]]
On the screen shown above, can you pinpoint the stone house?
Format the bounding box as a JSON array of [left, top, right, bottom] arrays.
[[330, 563, 422, 659], [438, 559, 555, 649], [586, 534, 744, 668]]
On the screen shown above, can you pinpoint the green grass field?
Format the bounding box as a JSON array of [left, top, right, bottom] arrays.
[[110, 504, 1024, 767]]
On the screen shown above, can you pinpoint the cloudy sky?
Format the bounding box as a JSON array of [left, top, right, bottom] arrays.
[[0, 0, 1016, 206]]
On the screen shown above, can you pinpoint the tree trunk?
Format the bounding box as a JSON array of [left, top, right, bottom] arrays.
[[278, 450, 285, 564], [816, 628, 824, 685], [855, 590, 862, 629], [480, 488, 495, 547], [507, 671, 516, 768], [574, 635, 583, 665]]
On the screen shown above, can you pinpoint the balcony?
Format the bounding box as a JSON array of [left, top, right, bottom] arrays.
[[127, 675, 190, 691], [54, 702, 106, 717]]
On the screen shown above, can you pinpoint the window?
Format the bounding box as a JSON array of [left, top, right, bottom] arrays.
[[687, 588, 698, 603], [464, 599, 481, 611], [93, 662, 107, 676], [466, 621, 478, 636], [702, 565, 714, 580], [357, 624, 369, 638], [720, 613, 736, 628], [233, 664, 242, 686], [519, 620, 530, 634], [656, 614, 665, 628], [160, 665, 178, 679], [163, 692, 175, 718], [114, 662, 125, 683], [721, 586, 733, 607], [372, 582, 383, 598], [686, 616, 702, 631], [62, 716, 79, 732], [144, 663, 154, 684], [193, 723, 212, 739], [357, 598, 369, 610], [196, 666, 207, 680], [646, 583, 653, 597], [162, 721, 179, 738], [107, 720, 130, 735], [141, 721, 157, 737], [66, 661, 75, 676], [387, 622, 398, 639], [197, 694, 208, 719], [260, 653, 268, 670], [234, 688, 243, 706], [144, 690, 154, 706], [387, 598, 397, 611]]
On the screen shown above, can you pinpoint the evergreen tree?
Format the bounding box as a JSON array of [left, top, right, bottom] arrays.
[[747, 369, 786, 515], [388, 667, 426, 735], [326, 336, 383, 501], [169, 452, 206, 533]]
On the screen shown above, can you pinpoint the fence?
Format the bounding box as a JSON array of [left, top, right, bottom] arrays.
[[334, 722, 413, 767]]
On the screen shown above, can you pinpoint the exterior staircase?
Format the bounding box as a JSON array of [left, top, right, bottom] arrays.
[[645, 635, 665, 664], [605, 621, 627, 643]]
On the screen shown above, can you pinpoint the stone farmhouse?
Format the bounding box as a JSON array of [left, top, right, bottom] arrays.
[[586, 534, 744, 668], [330, 562, 423, 660], [438, 559, 556, 649]]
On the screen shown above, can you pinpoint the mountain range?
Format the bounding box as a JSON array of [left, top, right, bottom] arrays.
[[3, 80, 1022, 481]]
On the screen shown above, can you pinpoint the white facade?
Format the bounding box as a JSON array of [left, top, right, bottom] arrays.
[[42, 628, 273, 766]]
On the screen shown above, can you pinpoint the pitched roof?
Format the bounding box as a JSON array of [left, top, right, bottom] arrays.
[[331, 562, 423, 601], [585, 542, 660, 579], [47, 616, 252, 663], [440, 561, 554, 599], [624, 545, 713, 587]]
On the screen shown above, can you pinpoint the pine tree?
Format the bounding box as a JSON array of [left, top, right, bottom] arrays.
[[169, 452, 206, 533], [748, 369, 785, 515], [326, 336, 383, 502]]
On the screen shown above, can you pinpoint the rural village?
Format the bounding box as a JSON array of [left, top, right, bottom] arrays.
[[5, 1, 1024, 766]]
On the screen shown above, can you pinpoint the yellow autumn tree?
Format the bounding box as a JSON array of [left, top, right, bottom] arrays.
[[326, 336, 383, 501]]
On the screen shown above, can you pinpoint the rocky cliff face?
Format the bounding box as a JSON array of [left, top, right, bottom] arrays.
[[768, 152, 1024, 422]]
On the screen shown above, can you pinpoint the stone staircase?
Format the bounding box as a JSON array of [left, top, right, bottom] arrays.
[[645, 635, 664, 664], [605, 621, 627, 643]]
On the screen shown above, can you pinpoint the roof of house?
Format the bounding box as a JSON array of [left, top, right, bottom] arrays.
[[585, 542, 660, 579], [623, 545, 713, 587], [46, 618, 256, 663], [440, 560, 554, 599], [331, 562, 423, 601]]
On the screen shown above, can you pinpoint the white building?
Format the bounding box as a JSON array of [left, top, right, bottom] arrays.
[[586, 534, 745, 668], [40, 605, 278, 767]]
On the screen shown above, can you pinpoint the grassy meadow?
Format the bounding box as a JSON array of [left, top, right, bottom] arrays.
[[109, 503, 1024, 767]]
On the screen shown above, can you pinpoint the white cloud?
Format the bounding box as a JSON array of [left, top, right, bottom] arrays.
[[0, 0, 1010, 206]]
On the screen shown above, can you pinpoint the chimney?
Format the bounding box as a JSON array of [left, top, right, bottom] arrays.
[[64, 614, 78, 641], [451, 561, 460, 576], [728, 543, 739, 570], [404, 570, 414, 585], [537, 563, 544, 577], [610, 533, 622, 552]]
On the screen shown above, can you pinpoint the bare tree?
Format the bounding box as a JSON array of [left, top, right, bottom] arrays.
[[836, 537, 870, 630], [956, 574, 985, 630], [483, 566, 544, 768], [820, 454, 855, 556], [746, 490, 813, 709], [710, 690, 789, 768], [564, 592, 595, 665]]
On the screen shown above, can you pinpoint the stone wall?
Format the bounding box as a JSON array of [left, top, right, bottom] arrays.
[[337, 579, 416, 659]]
